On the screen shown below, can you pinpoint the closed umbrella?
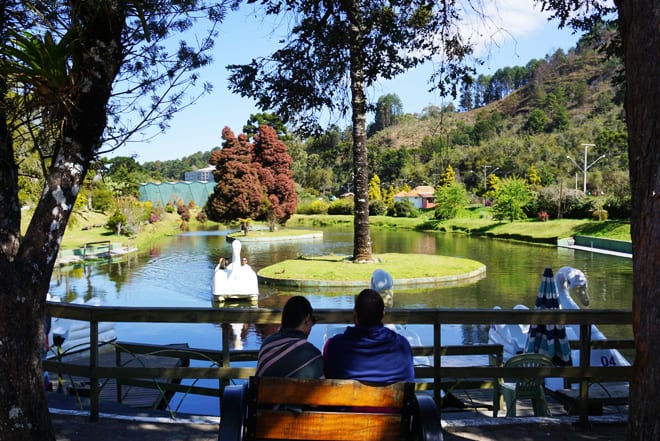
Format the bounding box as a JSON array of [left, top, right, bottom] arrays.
[[526, 267, 572, 366]]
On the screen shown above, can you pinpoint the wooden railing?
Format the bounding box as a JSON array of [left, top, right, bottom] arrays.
[[43, 303, 633, 424]]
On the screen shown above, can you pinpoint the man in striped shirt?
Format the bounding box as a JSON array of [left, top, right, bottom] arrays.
[[256, 296, 324, 378]]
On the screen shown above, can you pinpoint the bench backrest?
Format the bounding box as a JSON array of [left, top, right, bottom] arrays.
[[246, 377, 415, 441]]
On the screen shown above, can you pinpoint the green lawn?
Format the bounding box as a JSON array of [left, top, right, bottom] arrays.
[[258, 253, 484, 282]]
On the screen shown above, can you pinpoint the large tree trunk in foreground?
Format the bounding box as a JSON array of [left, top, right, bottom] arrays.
[[615, 1, 660, 439], [0, 2, 125, 439]]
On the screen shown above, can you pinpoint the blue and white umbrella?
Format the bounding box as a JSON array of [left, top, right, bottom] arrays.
[[526, 267, 572, 366]]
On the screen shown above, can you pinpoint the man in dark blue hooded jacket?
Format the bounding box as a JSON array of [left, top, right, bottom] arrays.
[[323, 289, 414, 384]]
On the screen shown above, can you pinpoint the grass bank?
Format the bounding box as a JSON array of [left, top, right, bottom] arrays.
[[291, 214, 631, 243], [22, 208, 630, 257]]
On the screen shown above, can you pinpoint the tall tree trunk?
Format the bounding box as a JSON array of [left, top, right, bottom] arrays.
[[0, 2, 125, 438], [615, 1, 660, 439], [346, 0, 372, 262]]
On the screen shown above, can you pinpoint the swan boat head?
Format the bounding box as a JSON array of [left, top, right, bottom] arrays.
[[370, 269, 394, 308], [556, 266, 590, 307]]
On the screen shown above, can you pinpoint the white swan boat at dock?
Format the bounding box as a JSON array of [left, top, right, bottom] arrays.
[[46, 296, 117, 358], [488, 266, 630, 390]]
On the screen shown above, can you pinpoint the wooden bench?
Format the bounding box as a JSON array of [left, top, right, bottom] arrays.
[[219, 377, 443, 441]]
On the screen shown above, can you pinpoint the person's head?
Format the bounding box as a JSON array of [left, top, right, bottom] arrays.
[[241, 257, 248, 266], [281, 296, 317, 336], [354, 289, 384, 326], [218, 257, 226, 269]]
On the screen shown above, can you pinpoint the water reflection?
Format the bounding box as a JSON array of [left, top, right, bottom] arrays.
[[49, 227, 633, 350]]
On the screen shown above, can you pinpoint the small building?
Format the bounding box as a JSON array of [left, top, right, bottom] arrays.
[[393, 185, 437, 209], [183, 165, 215, 182]]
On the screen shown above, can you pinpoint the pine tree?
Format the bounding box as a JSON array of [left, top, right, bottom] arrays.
[[368, 175, 383, 201], [439, 165, 456, 187]]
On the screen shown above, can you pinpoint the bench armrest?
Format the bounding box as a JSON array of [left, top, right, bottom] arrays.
[[415, 394, 443, 441], [219, 383, 248, 441]]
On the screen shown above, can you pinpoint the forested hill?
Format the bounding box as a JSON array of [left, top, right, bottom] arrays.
[[139, 26, 627, 201], [365, 26, 627, 198]]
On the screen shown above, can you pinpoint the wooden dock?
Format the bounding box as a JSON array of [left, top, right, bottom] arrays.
[[440, 382, 628, 419], [47, 343, 189, 411]]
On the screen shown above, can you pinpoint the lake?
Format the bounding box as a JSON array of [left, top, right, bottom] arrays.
[[49, 226, 633, 415]]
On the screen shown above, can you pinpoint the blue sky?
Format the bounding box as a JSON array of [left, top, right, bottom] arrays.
[[112, 2, 582, 164]]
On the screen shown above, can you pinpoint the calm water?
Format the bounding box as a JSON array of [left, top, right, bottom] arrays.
[[49, 226, 633, 415]]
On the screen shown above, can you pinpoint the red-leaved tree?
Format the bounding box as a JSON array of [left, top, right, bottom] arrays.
[[253, 125, 297, 229], [206, 127, 265, 222]]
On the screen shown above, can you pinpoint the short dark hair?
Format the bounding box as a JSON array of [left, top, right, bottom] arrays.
[[281, 296, 314, 329], [355, 289, 384, 326]]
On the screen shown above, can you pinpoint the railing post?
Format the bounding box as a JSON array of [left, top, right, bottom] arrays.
[[433, 322, 441, 405], [89, 318, 99, 422], [578, 323, 592, 426], [115, 345, 122, 404], [220, 322, 231, 408]]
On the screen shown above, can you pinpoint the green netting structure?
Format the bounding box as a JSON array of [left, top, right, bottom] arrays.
[[139, 181, 216, 207]]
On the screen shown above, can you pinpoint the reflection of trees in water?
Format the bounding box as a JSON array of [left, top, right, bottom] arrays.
[[50, 252, 139, 301]]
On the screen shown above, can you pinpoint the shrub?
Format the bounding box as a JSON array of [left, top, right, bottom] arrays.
[[434, 183, 469, 220], [177, 204, 190, 221], [369, 199, 388, 216], [106, 210, 127, 235], [389, 199, 419, 218], [196, 211, 208, 223], [492, 177, 532, 222], [535, 186, 595, 219], [165, 204, 175, 213], [537, 211, 550, 222], [328, 197, 354, 215], [592, 209, 609, 221], [297, 199, 329, 215], [603, 194, 631, 220], [91, 187, 115, 212]]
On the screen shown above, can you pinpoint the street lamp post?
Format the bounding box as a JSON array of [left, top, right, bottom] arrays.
[[566, 143, 606, 193], [482, 165, 500, 191]]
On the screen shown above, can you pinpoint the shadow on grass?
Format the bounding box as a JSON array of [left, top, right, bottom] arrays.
[[574, 220, 630, 238]]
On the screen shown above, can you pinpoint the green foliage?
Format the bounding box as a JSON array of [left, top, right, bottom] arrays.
[[368, 94, 403, 136], [328, 197, 354, 215], [524, 108, 549, 133], [551, 106, 570, 131], [91, 187, 115, 212], [527, 165, 542, 188], [368, 175, 383, 200], [243, 112, 289, 140], [486, 173, 500, 195], [492, 177, 533, 222], [297, 199, 329, 215], [389, 199, 419, 218], [438, 165, 455, 187], [592, 208, 608, 221], [434, 183, 469, 220], [106, 210, 127, 235], [369, 199, 388, 216]]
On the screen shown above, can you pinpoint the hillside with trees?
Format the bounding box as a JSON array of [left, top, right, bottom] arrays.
[[59, 25, 629, 227]]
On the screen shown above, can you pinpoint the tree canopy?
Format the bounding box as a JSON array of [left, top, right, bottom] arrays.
[[227, 0, 474, 261], [206, 125, 296, 228]]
